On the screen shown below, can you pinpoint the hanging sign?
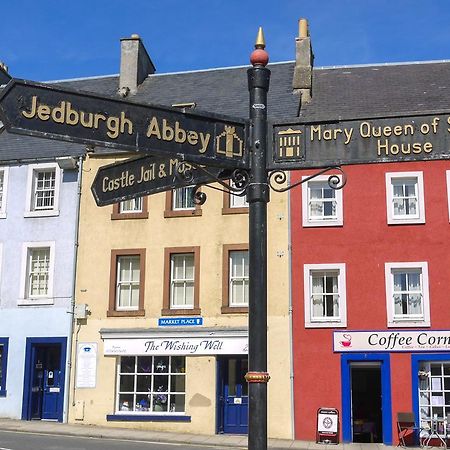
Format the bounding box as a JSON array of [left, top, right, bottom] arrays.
[[269, 113, 450, 170], [0, 78, 249, 169], [317, 407, 339, 444]]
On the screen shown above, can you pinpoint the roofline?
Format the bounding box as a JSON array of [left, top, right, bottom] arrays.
[[42, 58, 450, 84]]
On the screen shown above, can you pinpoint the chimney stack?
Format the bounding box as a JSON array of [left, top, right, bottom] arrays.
[[292, 18, 314, 103], [119, 34, 155, 96]]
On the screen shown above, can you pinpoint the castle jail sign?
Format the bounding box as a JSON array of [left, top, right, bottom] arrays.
[[269, 113, 450, 170]]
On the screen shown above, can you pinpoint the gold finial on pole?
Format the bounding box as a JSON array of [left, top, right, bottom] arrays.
[[255, 27, 266, 49]]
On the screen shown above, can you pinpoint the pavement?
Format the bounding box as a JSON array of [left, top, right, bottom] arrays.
[[0, 418, 405, 450]]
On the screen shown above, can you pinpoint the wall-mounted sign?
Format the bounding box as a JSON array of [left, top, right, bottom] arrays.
[[269, 113, 450, 170], [334, 330, 450, 352], [75, 343, 97, 388], [158, 317, 203, 327], [103, 336, 248, 356], [0, 79, 248, 169], [91, 155, 231, 206]]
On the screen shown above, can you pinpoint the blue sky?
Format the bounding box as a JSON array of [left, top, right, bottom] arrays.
[[1, 0, 450, 81]]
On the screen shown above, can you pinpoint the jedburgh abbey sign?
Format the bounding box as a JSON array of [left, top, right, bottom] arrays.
[[0, 79, 248, 169], [269, 113, 450, 169], [334, 330, 450, 352]]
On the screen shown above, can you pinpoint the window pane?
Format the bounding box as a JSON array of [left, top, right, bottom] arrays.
[[118, 394, 134, 411], [173, 186, 195, 210], [28, 248, 50, 297], [120, 197, 143, 213], [33, 170, 56, 210], [392, 269, 423, 318], [229, 251, 249, 306], [309, 182, 336, 220], [117, 255, 140, 309], [136, 375, 151, 392], [310, 270, 340, 319], [137, 356, 152, 373], [119, 375, 135, 392], [170, 254, 195, 308], [120, 356, 135, 373]]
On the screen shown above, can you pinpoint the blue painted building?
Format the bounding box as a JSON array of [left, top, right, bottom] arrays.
[[0, 126, 84, 421]]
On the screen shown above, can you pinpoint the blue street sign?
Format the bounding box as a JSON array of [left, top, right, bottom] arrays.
[[158, 317, 203, 327]]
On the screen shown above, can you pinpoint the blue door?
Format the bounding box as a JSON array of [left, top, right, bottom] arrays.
[[220, 357, 248, 434], [28, 344, 62, 420]]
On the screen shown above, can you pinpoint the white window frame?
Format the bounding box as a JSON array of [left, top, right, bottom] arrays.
[[229, 180, 248, 208], [24, 163, 61, 218], [229, 250, 249, 307], [304, 263, 347, 328], [119, 197, 143, 214], [170, 253, 195, 309], [172, 186, 195, 211], [115, 255, 141, 311], [385, 261, 430, 327], [18, 241, 55, 305], [385, 171, 425, 225], [0, 167, 9, 219], [302, 175, 343, 227]]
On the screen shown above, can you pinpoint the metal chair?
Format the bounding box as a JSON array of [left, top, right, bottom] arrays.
[[397, 412, 420, 447]]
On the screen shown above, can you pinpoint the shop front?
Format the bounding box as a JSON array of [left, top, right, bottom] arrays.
[[335, 330, 450, 446], [100, 328, 248, 434]]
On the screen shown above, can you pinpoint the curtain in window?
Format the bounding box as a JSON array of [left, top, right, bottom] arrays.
[[311, 271, 339, 319], [393, 270, 422, 316]]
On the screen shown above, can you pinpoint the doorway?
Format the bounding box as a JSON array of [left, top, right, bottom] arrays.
[[217, 356, 248, 434], [351, 363, 382, 443], [22, 338, 67, 422]]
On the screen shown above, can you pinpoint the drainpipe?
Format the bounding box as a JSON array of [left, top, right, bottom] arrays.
[[63, 155, 84, 422], [287, 175, 295, 439]]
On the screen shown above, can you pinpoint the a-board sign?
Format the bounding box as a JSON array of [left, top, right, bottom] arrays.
[[91, 155, 232, 206], [269, 112, 450, 170], [316, 407, 339, 445], [0, 79, 248, 169]]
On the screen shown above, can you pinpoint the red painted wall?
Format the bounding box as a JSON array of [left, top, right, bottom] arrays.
[[291, 160, 450, 441]]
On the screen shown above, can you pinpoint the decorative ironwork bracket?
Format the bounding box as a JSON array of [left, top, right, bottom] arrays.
[[175, 161, 250, 206], [268, 166, 347, 193]]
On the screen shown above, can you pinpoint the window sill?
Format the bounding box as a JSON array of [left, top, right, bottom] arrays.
[[221, 306, 248, 314], [111, 211, 149, 220], [305, 321, 347, 328], [24, 210, 60, 218], [161, 308, 201, 316], [107, 413, 190, 422], [388, 320, 430, 328], [0, 214, 6, 219], [18, 298, 54, 306], [303, 220, 343, 228], [164, 209, 202, 218], [387, 218, 425, 225], [222, 207, 248, 215], [107, 309, 145, 317]]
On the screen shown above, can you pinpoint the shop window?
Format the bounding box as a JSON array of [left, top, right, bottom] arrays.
[[304, 263, 347, 328], [385, 262, 430, 327], [24, 163, 61, 217], [162, 247, 200, 315], [164, 186, 202, 217], [111, 196, 148, 220], [418, 361, 450, 433], [108, 249, 145, 317], [19, 242, 55, 305], [222, 244, 249, 314], [302, 175, 343, 227], [117, 355, 185, 414], [385, 172, 425, 224], [222, 180, 248, 215], [0, 167, 9, 218], [0, 338, 8, 397]]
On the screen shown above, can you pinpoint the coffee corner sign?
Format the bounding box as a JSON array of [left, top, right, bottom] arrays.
[[0, 79, 248, 169]]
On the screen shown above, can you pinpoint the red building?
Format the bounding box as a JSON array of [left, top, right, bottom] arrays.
[[289, 57, 450, 445]]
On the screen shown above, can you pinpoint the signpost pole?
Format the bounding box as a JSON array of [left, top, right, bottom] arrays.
[[245, 28, 270, 450]]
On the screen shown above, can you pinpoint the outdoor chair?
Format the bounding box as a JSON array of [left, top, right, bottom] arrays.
[[397, 412, 420, 447]]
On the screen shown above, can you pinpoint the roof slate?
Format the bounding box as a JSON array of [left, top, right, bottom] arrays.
[[1, 59, 450, 163]]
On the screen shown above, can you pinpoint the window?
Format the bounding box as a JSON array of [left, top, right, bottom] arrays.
[[446, 171, 450, 223], [164, 187, 202, 217], [418, 361, 450, 433], [0, 167, 9, 218], [304, 263, 347, 327], [222, 180, 248, 214], [222, 244, 249, 313], [117, 355, 185, 414], [19, 242, 55, 305], [386, 172, 425, 224], [25, 163, 61, 217], [108, 249, 145, 317], [111, 196, 148, 220], [385, 262, 430, 327], [0, 338, 8, 397], [162, 247, 200, 315], [302, 175, 343, 227]]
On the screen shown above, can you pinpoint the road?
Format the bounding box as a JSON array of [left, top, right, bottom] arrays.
[[0, 430, 239, 450]]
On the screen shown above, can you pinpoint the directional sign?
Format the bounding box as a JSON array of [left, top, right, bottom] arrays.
[[91, 155, 232, 206], [268, 112, 450, 170], [0, 79, 248, 169]]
